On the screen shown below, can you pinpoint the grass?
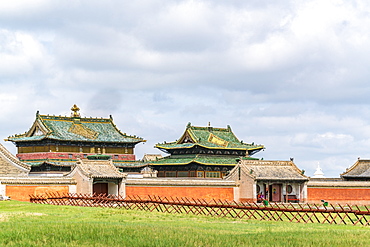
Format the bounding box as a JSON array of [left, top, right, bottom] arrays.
[[0, 201, 369, 246]]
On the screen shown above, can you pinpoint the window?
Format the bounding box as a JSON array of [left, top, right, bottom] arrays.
[[287, 185, 293, 194], [205, 171, 220, 178], [256, 185, 261, 193], [165, 171, 176, 177], [197, 171, 204, 178], [177, 171, 188, 177]]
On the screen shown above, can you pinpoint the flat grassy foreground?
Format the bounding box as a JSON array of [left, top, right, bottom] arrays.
[[0, 201, 369, 247]]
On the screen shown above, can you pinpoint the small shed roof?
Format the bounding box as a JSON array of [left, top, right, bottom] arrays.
[[142, 154, 163, 162], [341, 159, 370, 178], [227, 159, 308, 181], [71, 159, 126, 179]]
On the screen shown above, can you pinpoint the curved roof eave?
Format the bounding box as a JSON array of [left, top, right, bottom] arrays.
[[150, 159, 237, 166], [156, 143, 264, 151], [11, 136, 144, 144]]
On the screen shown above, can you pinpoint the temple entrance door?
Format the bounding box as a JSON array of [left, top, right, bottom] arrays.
[[93, 183, 108, 195], [270, 184, 282, 202]]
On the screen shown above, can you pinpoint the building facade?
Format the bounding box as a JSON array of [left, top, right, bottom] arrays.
[[226, 159, 309, 203]]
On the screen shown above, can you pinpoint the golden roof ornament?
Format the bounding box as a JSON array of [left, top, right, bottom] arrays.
[[71, 104, 81, 117]]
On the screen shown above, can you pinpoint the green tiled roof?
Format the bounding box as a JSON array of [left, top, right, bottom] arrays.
[[113, 160, 148, 168], [155, 123, 264, 151], [24, 159, 76, 166], [8, 112, 145, 144], [149, 154, 258, 166]]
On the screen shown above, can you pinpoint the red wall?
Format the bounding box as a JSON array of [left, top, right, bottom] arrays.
[[8, 183, 370, 204], [126, 186, 234, 201], [6, 185, 70, 202], [308, 187, 370, 204]]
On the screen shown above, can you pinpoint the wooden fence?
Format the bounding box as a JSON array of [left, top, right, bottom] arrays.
[[29, 193, 370, 226]]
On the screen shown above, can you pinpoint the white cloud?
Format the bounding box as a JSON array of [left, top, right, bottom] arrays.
[[0, 0, 53, 15], [2, 0, 370, 177], [0, 29, 53, 80]]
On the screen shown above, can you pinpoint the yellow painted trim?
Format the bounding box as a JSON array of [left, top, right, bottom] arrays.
[[196, 162, 236, 166], [156, 144, 264, 151], [151, 162, 191, 166], [41, 118, 111, 124], [187, 129, 198, 143], [151, 161, 236, 166]]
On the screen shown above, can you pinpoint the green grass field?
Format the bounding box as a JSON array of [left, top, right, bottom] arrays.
[[0, 201, 369, 247]]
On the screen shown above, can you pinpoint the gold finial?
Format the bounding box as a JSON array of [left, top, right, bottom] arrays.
[[71, 104, 80, 117]]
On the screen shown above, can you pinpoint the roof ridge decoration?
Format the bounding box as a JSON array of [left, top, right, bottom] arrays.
[[71, 104, 80, 117], [208, 133, 229, 147], [68, 122, 99, 139]]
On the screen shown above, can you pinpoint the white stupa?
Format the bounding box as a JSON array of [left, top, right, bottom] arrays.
[[312, 163, 325, 178]]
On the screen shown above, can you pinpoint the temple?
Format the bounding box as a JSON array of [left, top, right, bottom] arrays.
[[6, 105, 145, 174], [149, 123, 264, 178], [3, 107, 370, 204]]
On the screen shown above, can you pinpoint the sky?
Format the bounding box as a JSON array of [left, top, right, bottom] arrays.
[[1, 0, 370, 177]]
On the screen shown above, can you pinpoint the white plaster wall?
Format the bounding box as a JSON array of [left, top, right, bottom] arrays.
[[108, 182, 118, 195], [233, 186, 240, 202], [303, 182, 308, 202], [252, 182, 257, 201], [281, 183, 301, 195], [69, 185, 77, 194], [0, 182, 5, 196], [119, 181, 125, 197]]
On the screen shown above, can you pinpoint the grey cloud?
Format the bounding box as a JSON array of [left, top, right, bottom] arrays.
[[2, 0, 370, 178]]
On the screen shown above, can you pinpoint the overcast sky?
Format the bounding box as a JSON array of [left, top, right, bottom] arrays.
[[2, 0, 370, 177]]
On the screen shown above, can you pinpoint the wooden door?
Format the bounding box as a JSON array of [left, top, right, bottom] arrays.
[[271, 184, 282, 202], [93, 183, 108, 195]]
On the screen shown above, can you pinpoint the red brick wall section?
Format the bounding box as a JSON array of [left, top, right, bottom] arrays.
[[308, 187, 370, 204], [126, 186, 234, 201], [239, 198, 254, 203], [17, 153, 136, 161], [6, 185, 69, 202]]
